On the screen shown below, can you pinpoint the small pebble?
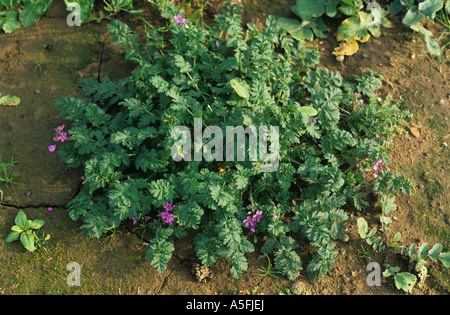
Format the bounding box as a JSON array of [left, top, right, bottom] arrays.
[[336, 55, 345, 63], [439, 99, 445, 105], [35, 89, 40, 95], [363, 53, 369, 59]]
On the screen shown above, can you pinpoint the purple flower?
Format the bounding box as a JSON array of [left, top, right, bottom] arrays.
[[53, 125, 68, 143], [254, 210, 263, 222], [372, 174, 378, 179], [273, 214, 278, 219], [306, 98, 312, 102], [174, 13, 186, 25], [243, 216, 253, 227], [312, 118, 317, 124], [174, 13, 189, 28], [160, 202, 175, 225], [48, 145, 56, 152], [48, 207, 53, 212], [132, 217, 137, 225], [161, 211, 174, 225], [164, 202, 174, 211], [215, 40, 220, 47]]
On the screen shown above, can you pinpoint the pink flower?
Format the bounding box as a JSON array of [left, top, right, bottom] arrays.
[[372, 174, 378, 179], [174, 13, 186, 24], [215, 40, 220, 47], [48, 207, 53, 211], [48, 145, 56, 152], [174, 13, 189, 28]]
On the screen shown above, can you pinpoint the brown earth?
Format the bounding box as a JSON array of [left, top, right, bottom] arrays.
[[0, 0, 448, 295]]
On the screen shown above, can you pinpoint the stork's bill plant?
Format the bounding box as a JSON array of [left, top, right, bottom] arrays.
[[57, 1, 414, 280]]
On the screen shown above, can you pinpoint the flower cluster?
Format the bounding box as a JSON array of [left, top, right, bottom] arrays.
[[159, 202, 174, 226], [53, 125, 68, 142], [243, 210, 263, 234], [174, 13, 189, 28], [350, 92, 365, 113], [357, 159, 383, 178], [48, 125, 68, 152]]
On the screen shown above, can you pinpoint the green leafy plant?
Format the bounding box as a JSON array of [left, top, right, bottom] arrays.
[[57, 0, 412, 280], [65, 0, 143, 25], [0, 0, 53, 33], [383, 265, 417, 293], [0, 153, 18, 203], [357, 216, 449, 293], [255, 253, 282, 278], [357, 217, 385, 251], [277, 0, 446, 59], [5, 210, 46, 252], [0, 0, 142, 33]]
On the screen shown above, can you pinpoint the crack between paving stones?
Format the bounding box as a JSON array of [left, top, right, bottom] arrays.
[[97, 34, 107, 82], [0, 182, 83, 210]]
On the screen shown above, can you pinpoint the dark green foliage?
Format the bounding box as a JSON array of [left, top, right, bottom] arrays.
[[57, 1, 412, 280]]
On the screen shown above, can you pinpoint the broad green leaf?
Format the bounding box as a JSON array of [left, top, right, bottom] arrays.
[[11, 225, 23, 233], [383, 266, 401, 277], [230, 79, 249, 100], [393, 232, 401, 242], [5, 231, 20, 243], [277, 17, 328, 41], [438, 252, 450, 268], [410, 23, 440, 56], [14, 210, 28, 229], [30, 219, 45, 230], [298, 106, 318, 116], [356, 217, 368, 239], [2, 11, 20, 33], [381, 196, 396, 215], [394, 272, 417, 293], [428, 243, 442, 261], [19, 0, 52, 28], [418, 0, 443, 18], [403, 7, 423, 26], [418, 243, 428, 259], [293, 0, 328, 21], [20, 232, 36, 252], [337, 16, 369, 42], [388, 0, 405, 15]]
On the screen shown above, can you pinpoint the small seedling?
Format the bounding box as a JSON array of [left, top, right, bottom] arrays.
[[5, 210, 47, 252]]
